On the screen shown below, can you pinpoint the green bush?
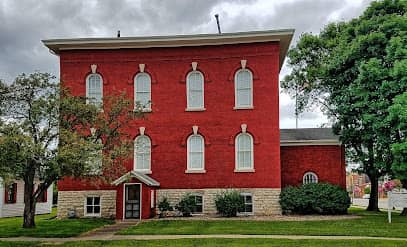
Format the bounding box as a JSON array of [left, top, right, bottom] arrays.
[[364, 186, 371, 195], [175, 194, 196, 217], [280, 183, 351, 215], [215, 190, 244, 217], [158, 197, 173, 217]]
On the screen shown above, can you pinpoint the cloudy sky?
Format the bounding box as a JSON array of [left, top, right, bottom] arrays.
[[0, 0, 373, 128]]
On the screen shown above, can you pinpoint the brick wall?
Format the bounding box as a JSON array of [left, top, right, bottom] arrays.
[[281, 145, 346, 188]]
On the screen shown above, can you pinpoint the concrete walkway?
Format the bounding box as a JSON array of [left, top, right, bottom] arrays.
[[0, 234, 407, 243]]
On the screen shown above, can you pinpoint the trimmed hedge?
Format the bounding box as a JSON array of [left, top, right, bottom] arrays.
[[280, 183, 351, 215]]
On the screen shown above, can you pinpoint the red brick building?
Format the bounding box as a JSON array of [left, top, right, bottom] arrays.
[[43, 30, 345, 220]]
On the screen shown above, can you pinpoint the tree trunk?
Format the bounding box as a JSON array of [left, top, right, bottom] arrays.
[[23, 175, 36, 228], [367, 174, 380, 211]]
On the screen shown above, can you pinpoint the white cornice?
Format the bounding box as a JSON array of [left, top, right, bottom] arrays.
[[280, 139, 341, 146], [42, 29, 294, 71]]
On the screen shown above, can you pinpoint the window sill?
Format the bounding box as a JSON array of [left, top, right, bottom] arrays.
[[134, 169, 152, 174], [185, 108, 206, 112], [134, 108, 152, 113], [185, 169, 206, 174], [237, 212, 254, 216], [234, 169, 255, 173], [84, 214, 101, 218], [233, 106, 254, 110]]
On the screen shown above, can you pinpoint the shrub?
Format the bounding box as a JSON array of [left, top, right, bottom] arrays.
[[215, 190, 244, 217], [280, 183, 351, 215], [364, 186, 371, 195], [158, 197, 173, 217], [175, 194, 196, 217]]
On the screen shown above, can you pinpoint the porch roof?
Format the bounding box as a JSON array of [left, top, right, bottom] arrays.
[[112, 171, 160, 187]]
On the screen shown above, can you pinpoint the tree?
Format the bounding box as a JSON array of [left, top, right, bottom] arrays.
[[282, 0, 407, 211], [0, 72, 140, 228]]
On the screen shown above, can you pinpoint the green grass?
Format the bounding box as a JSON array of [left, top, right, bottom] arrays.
[[1, 239, 407, 247], [119, 208, 407, 238], [0, 208, 113, 238]]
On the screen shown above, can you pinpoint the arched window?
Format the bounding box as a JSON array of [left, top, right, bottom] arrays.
[[134, 135, 151, 173], [235, 133, 254, 170], [134, 73, 152, 111], [303, 172, 318, 184], [234, 69, 253, 108], [187, 134, 205, 171], [186, 71, 204, 110], [86, 74, 103, 106]]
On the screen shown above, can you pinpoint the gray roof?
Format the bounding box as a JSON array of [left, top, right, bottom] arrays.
[[112, 171, 160, 187], [280, 128, 340, 145]]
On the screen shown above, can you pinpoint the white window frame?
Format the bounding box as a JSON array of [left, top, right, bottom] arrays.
[[234, 69, 253, 109], [186, 134, 205, 173], [235, 133, 254, 172], [303, 172, 319, 184], [134, 73, 152, 112], [84, 196, 101, 217], [86, 74, 103, 107], [238, 192, 254, 215], [186, 71, 205, 111], [134, 135, 152, 174], [190, 193, 204, 215]]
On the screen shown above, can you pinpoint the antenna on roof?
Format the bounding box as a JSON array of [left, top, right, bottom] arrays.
[[117, 30, 121, 38], [214, 14, 222, 34]]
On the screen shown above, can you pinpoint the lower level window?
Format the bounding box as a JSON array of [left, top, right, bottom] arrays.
[[303, 172, 318, 184], [85, 196, 101, 216], [192, 194, 203, 214], [239, 193, 253, 214]]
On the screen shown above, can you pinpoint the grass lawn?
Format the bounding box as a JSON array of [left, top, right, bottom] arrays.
[[0, 239, 407, 247], [119, 208, 407, 238], [0, 208, 113, 238]]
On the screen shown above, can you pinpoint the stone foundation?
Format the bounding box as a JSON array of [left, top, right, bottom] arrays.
[[57, 190, 116, 219], [157, 188, 281, 215]]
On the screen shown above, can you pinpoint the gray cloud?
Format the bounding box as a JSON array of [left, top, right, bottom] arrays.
[[0, 0, 373, 127]]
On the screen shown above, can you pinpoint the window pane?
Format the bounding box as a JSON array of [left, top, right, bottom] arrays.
[[245, 195, 252, 203], [87, 197, 93, 205], [135, 136, 151, 170], [87, 75, 102, 105], [94, 206, 101, 214], [94, 197, 100, 205], [187, 72, 203, 108], [135, 73, 151, 108], [136, 92, 150, 106], [245, 204, 253, 212], [237, 90, 251, 106], [189, 153, 203, 169], [86, 206, 94, 214], [188, 91, 203, 108]]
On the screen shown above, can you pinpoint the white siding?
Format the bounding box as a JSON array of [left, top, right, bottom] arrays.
[[0, 180, 53, 218]]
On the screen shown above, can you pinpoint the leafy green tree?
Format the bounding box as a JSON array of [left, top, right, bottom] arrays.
[[0, 72, 139, 228], [282, 0, 407, 211]]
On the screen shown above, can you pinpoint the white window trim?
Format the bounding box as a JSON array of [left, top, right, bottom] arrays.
[[84, 196, 102, 217], [234, 69, 253, 109], [303, 172, 319, 184], [238, 192, 254, 215], [234, 133, 254, 172], [190, 193, 204, 215], [85, 73, 103, 106], [186, 71, 205, 111], [186, 134, 206, 173], [150, 190, 155, 208], [134, 135, 152, 174], [134, 73, 152, 112]]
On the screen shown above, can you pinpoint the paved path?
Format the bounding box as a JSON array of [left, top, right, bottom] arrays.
[[0, 234, 407, 243]]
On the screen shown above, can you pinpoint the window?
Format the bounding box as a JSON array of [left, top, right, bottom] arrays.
[[134, 73, 152, 111], [85, 196, 101, 217], [235, 133, 254, 171], [234, 69, 253, 108], [239, 193, 253, 214], [5, 183, 17, 204], [186, 71, 204, 110], [187, 135, 204, 171], [303, 172, 318, 184], [86, 74, 103, 106], [87, 139, 103, 175], [134, 135, 151, 173], [36, 183, 47, 203], [191, 194, 203, 214]]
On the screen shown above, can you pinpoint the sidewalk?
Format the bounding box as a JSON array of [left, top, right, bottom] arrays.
[[0, 234, 407, 243]]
